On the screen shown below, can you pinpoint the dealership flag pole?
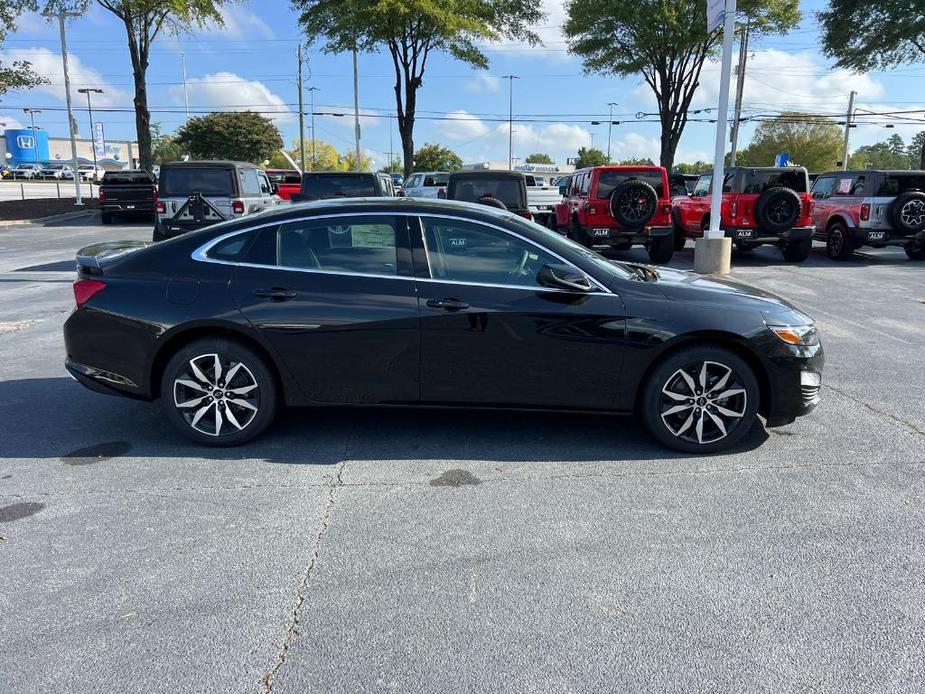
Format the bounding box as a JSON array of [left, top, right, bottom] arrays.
[[694, 0, 736, 274], [47, 10, 83, 206]]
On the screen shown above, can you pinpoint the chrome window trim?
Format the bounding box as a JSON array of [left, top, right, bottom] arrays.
[[191, 210, 613, 294]]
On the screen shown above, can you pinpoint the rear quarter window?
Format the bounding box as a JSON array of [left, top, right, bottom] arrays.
[[877, 174, 925, 196], [206, 229, 258, 261]]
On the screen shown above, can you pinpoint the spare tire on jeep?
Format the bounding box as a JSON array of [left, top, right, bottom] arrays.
[[755, 186, 801, 233], [609, 180, 658, 229], [889, 190, 925, 234]]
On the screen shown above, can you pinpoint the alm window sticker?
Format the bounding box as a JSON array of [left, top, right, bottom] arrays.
[[836, 178, 854, 194]]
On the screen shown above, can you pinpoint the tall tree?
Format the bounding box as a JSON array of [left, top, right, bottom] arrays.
[[294, 0, 543, 178], [573, 146, 607, 169], [736, 112, 843, 171], [848, 139, 911, 171], [0, 1, 49, 96], [412, 142, 462, 172], [564, 0, 800, 171], [94, 0, 230, 172], [818, 1, 925, 169], [525, 152, 554, 164], [908, 132, 925, 170], [176, 112, 283, 163]]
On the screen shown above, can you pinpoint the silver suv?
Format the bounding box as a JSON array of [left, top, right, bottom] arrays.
[[154, 160, 281, 242], [402, 171, 448, 198], [811, 169, 925, 260]]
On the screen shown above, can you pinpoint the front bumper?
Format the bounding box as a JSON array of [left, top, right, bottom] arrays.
[[762, 340, 825, 427], [723, 225, 814, 244]]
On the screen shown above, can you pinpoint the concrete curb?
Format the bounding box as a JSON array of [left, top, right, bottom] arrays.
[[0, 209, 98, 227]]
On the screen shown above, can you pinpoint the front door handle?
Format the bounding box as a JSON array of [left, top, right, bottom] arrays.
[[253, 287, 296, 301], [426, 298, 470, 311]]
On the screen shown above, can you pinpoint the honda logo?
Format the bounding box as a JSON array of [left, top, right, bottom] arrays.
[[16, 135, 36, 149]]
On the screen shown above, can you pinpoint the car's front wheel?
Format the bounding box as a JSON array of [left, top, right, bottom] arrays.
[[641, 346, 760, 453], [161, 338, 278, 446], [826, 222, 855, 260]]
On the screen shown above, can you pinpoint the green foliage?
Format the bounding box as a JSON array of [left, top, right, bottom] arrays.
[[674, 161, 711, 174], [909, 132, 925, 170], [0, 1, 50, 95], [736, 113, 843, 172], [848, 134, 917, 171], [175, 112, 283, 164], [378, 160, 404, 174], [574, 147, 608, 169], [150, 122, 184, 164], [412, 143, 462, 172], [525, 152, 554, 164], [616, 157, 656, 166], [818, 0, 925, 71], [564, 0, 800, 170]]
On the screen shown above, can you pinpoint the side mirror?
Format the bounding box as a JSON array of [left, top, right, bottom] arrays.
[[537, 264, 595, 292], [558, 184, 567, 196]]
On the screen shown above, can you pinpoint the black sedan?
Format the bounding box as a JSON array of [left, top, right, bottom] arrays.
[[64, 198, 823, 453]]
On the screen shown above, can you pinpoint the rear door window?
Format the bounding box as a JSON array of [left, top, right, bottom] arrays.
[[595, 170, 665, 199], [274, 216, 400, 276], [877, 174, 925, 196], [162, 167, 235, 196], [811, 176, 836, 199], [241, 168, 261, 196], [741, 170, 808, 194]]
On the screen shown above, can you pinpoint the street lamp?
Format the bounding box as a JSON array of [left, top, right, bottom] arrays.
[[307, 86, 319, 170], [78, 87, 103, 197], [607, 102, 618, 162], [23, 108, 42, 165], [503, 75, 519, 169]]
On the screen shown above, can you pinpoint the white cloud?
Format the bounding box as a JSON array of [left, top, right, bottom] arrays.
[[317, 105, 382, 130], [168, 72, 293, 123], [847, 103, 925, 150], [0, 47, 132, 107], [486, 0, 572, 63], [608, 132, 661, 162], [465, 73, 500, 93], [207, 5, 275, 40], [438, 110, 491, 140]]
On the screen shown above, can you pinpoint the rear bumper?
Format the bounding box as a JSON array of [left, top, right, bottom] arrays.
[[725, 225, 814, 243], [852, 228, 924, 247], [66, 359, 148, 400], [586, 224, 672, 247], [154, 220, 210, 239], [103, 202, 156, 213]]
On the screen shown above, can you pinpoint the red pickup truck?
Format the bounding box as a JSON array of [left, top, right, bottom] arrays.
[[553, 165, 674, 263], [264, 168, 302, 201], [672, 166, 816, 262]]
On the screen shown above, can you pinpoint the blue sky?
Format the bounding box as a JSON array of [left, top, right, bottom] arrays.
[[2, 0, 923, 168]]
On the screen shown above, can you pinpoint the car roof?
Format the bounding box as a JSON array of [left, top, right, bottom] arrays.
[[161, 160, 254, 169], [448, 170, 525, 179], [816, 169, 924, 175]]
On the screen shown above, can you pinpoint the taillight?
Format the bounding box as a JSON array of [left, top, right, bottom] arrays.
[[860, 203, 870, 221], [806, 199, 815, 216], [231, 200, 245, 214], [730, 200, 738, 219], [152, 186, 158, 201], [155, 200, 166, 214], [73, 279, 106, 307]]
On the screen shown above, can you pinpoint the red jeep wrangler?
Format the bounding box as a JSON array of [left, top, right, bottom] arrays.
[[553, 165, 675, 263], [264, 168, 302, 201], [672, 166, 815, 262]]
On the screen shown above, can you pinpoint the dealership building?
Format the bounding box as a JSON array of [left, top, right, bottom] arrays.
[[2, 128, 138, 169]]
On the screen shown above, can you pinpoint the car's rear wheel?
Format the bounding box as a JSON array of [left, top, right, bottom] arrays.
[[781, 237, 812, 262], [647, 235, 674, 264], [672, 212, 686, 251], [905, 242, 925, 260], [734, 241, 754, 252], [641, 346, 759, 453], [161, 338, 278, 446], [826, 222, 855, 260]]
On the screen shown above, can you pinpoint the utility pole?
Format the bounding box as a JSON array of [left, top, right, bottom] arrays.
[[307, 87, 318, 170], [728, 19, 750, 167], [841, 90, 857, 170], [46, 9, 83, 205], [503, 75, 518, 169], [606, 102, 618, 162], [297, 43, 306, 172], [78, 88, 103, 198], [181, 52, 190, 121], [23, 108, 41, 165], [352, 48, 361, 172]]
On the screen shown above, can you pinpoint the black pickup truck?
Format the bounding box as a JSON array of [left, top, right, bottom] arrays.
[[98, 170, 158, 224]]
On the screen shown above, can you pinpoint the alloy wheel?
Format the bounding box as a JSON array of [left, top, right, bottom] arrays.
[[173, 353, 259, 437], [659, 360, 747, 445], [618, 189, 649, 223], [829, 229, 843, 256], [900, 199, 925, 228], [768, 199, 795, 224]]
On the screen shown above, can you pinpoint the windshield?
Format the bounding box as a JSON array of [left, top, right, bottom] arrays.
[[302, 174, 376, 198], [502, 213, 636, 281], [161, 167, 235, 196], [596, 170, 665, 198], [451, 178, 525, 209]]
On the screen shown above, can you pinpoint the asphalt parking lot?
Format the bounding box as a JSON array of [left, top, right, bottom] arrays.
[[1, 213, 924, 692]]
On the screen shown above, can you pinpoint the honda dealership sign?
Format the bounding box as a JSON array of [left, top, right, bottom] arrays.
[[16, 135, 36, 150], [94, 122, 106, 159]]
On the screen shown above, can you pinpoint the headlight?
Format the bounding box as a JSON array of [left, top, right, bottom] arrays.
[[768, 324, 819, 346]]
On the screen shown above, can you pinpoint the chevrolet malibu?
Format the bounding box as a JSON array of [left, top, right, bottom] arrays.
[[64, 198, 823, 453]]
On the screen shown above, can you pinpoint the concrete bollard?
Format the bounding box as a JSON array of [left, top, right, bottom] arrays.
[[694, 235, 732, 275]]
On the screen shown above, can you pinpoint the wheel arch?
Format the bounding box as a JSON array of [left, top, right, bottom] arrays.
[[149, 323, 288, 402], [825, 212, 854, 233], [633, 332, 771, 417]]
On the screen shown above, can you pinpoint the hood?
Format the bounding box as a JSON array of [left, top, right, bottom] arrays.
[[629, 263, 812, 322]]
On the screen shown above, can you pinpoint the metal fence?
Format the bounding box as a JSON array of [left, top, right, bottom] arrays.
[[0, 180, 98, 202]]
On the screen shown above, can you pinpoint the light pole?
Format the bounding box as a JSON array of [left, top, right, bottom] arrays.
[[503, 75, 519, 169], [78, 88, 103, 198], [307, 86, 319, 170], [44, 8, 83, 205], [606, 102, 618, 162], [841, 90, 857, 171], [23, 108, 42, 166]]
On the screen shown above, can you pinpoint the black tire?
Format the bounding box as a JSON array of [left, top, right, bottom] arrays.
[[609, 180, 658, 229], [781, 237, 812, 263], [672, 211, 686, 251], [889, 191, 925, 234], [100, 212, 113, 225], [826, 222, 855, 260], [905, 240, 925, 260], [570, 218, 591, 248], [160, 338, 278, 446], [647, 235, 674, 264], [755, 187, 801, 233], [641, 345, 760, 454]]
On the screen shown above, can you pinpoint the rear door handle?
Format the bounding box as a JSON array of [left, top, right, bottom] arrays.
[[426, 298, 470, 311], [253, 287, 296, 300]]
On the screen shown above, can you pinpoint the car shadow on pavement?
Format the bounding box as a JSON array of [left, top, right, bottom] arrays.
[[1, 377, 769, 465]]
